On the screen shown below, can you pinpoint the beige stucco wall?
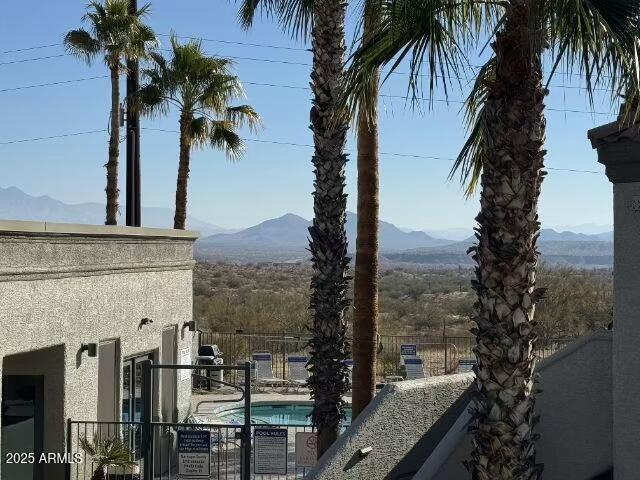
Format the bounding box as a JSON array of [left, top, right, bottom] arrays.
[[0, 221, 198, 479], [426, 332, 613, 480]]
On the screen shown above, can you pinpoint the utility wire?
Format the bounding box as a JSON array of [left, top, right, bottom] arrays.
[[0, 126, 602, 174], [0, 74, 616, 117]]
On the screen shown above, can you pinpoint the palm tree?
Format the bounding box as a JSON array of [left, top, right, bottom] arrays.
[[238, 0, 352, 456], [138, 36, 261, 230], [345, 1, 640, 477], [64, 0, 156, 225], [79, 435, 135, 480], [351, 0, 383, 420]]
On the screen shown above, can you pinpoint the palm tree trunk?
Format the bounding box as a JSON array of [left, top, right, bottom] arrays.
[[174, 112, 191, 230], [467, 3, 545, 479], [105, 66, 120, 225], [307, 0, 350, 459], [352, 5, 381, 420]]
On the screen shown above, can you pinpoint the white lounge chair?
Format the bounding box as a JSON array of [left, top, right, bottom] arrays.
[[401, 356, 426, 380], [252, 352, 286, 385], [458, 358, 477, 373], [344, 358, 354, 387], [287, 356, 309, 385]]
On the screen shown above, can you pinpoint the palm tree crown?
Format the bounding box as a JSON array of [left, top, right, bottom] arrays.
[[140, 36, 260, 157], [64, 0, 156, 71], [138, 35, 261, 229]]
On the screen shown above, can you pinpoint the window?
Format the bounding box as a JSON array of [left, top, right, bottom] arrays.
[[122, 352, 154, 458]]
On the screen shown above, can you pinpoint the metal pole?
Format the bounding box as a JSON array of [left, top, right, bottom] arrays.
[[243, 361, 252, 480], [141, 359, 153, 480], [126, 0, 141, 226], [65, 418, 72, 480]]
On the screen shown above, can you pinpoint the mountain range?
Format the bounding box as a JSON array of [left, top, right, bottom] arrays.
[[0, 186, 228, 236], [0, 186, 614, 266]]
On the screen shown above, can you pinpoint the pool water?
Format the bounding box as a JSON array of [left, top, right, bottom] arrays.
[[217, 403, 352, 426]]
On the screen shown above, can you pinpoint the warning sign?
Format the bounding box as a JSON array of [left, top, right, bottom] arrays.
[[254, 428, 288, 474], [295, 432, 317, 468], [177, 430, 210, 477]]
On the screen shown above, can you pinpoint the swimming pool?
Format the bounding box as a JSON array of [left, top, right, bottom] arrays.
[[216, 403, 353, 426]]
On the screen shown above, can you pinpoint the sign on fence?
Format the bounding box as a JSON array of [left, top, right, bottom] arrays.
[[180, 347, 191, 381], [254, 428, 288, 474], [177, 430, 211, 477], [295, 432, 317, 468], [400, 344, 417, 356]]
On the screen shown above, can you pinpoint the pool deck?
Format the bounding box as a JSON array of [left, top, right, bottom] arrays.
[[191, 387, 352, 422]]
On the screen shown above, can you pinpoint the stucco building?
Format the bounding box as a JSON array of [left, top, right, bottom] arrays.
[[0, 221, 197, 479]]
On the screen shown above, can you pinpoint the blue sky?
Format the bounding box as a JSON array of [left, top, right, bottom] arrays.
[[0, 1, 616, 231]]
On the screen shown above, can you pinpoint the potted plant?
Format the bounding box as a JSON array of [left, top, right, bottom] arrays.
[[79, 435, 138, 480]]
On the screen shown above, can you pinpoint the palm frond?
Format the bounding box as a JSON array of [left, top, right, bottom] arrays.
[[343, 0, 499, 123], [236, 0, 313, 40], [209, 121, 245, 161], [450, 55, 495, 195], [226, 105, 262, 132], [63, 29, 101, 64], [547, 0, 640, 104]]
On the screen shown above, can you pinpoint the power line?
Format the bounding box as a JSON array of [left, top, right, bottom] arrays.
[[0, 54, 67, 66], [0, 129, 107, 145], [0, 43, 63, 55], [0, 73, 616, 117], [0, 75, 109, 93], [0, 126, 596, 174]]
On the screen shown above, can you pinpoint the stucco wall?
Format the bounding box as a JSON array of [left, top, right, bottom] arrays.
[[0, 221, 197, 479], [424, 332, 613, 480], [306, 374, 474, 480]]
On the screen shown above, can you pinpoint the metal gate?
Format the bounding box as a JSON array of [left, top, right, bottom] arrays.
[[67, 362, 252, 480], [143, 361, 252, 480]]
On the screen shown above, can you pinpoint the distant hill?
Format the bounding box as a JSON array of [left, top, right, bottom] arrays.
[[198, 212, 453, 253], [385, 237, 613, 268], [0, 186, 228, 236]]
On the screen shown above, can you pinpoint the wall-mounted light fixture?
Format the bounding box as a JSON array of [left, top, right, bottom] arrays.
[[80, 343, 97, 358], [183, 320, 196, 332], [138, 317, 153, 330]]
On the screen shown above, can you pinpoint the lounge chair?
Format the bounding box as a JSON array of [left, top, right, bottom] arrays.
[[401, 356, 426, 380], [252, 352, 286, 385], [344, 358, 354, 387], [458, 358, 477, 373], [287, 356, 309, 385]]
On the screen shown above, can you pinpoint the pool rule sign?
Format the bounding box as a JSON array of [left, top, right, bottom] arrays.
[[254, 428, 288, 475], [177, 430, 211, 478]]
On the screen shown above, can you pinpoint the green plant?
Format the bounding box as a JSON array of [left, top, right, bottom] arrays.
[[79, 435, 136, 480]]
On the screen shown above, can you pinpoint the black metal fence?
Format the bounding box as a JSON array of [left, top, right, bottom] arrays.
[[67, 420, 324, 480], [199, 332, 572, 381]]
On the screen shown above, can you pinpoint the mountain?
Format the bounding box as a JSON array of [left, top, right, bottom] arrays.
[[384, 237, 613, 268], [539, 229, 613, 242], [0, 186, 229, 236], [198, 212, 453, 253]]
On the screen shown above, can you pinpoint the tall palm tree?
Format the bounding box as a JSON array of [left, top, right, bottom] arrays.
[[138, 36, 261, 230], [64, 0, 156, 225], [351, 0, 383, 420], [238, 0, 352, 456], [345, 1, 640, 478]]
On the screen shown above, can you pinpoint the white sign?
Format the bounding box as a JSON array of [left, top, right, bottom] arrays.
[[177, 430, 210, 477], [254, 428, 288, 475], [180, 347, 191, 381], [295, 432, 317, 468]]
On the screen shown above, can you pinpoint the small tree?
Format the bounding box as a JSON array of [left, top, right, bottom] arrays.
[[79, 435, 136, 480], [64, 0, 157, 225]]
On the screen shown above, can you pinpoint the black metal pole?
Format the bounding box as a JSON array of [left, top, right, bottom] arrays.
[[141, 359, 153, 480], [126, 0, 141, 226], [243, 361, 252, 480]]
